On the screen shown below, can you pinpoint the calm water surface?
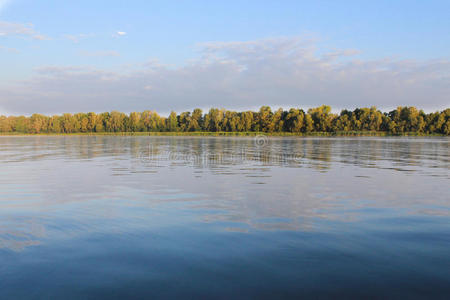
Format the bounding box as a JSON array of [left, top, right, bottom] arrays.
[[0, 136, 449, 299]]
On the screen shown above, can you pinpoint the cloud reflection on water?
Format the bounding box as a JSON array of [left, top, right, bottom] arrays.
[[0, 136, 448, 251]]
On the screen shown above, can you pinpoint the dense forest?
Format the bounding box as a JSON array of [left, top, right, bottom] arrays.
[[0, 106, 449, 135]]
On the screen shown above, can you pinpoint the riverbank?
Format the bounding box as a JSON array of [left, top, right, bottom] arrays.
[[0, 131, 446, 137]]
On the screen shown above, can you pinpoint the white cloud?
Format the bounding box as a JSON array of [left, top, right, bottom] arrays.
[[112, 31, 127, 38], [0, 37, 448, 115], [0, 21, 49, 40]]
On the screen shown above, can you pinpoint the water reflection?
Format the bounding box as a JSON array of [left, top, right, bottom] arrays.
[[0, 136, 449, 252], [0, 216, 45, 251], [2, 136, 448, 170], [1, 136, 450, 298]]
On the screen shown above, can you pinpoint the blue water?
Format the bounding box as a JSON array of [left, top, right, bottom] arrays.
[[0, 136, 449, 299]]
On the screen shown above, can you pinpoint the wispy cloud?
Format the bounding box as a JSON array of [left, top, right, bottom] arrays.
[[0, 37, 448, 114], [0, 44, 19, 53], [0, 21, 49, 40], [63, 33, 94, 43], [79, 50, 120, 57], [112, 31, 127, 38]]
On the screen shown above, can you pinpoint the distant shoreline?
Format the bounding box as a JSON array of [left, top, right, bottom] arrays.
[[0, 131, 446, 137], [2, 106, 449, 135]]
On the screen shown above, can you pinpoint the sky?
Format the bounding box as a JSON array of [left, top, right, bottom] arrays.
[[0, 0, 449, 115]]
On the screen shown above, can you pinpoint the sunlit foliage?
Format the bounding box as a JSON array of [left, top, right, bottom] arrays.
[[0, 106, 448, 135]]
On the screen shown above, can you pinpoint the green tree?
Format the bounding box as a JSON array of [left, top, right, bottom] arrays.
[[166, 111, 178, 132], [285, 108, 304, 133], [308, 105, 335, 132], [189, 108, 203, 131], [258, 106, 273, 132]]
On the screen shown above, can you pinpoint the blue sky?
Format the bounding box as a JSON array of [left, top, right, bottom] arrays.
[[0, 0, 449, 114]]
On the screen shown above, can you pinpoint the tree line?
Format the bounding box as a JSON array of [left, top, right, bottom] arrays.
[[0, 106, 449, 135]]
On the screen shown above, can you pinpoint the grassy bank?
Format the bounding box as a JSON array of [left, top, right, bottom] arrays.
[[0, 131, 446, 137]]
